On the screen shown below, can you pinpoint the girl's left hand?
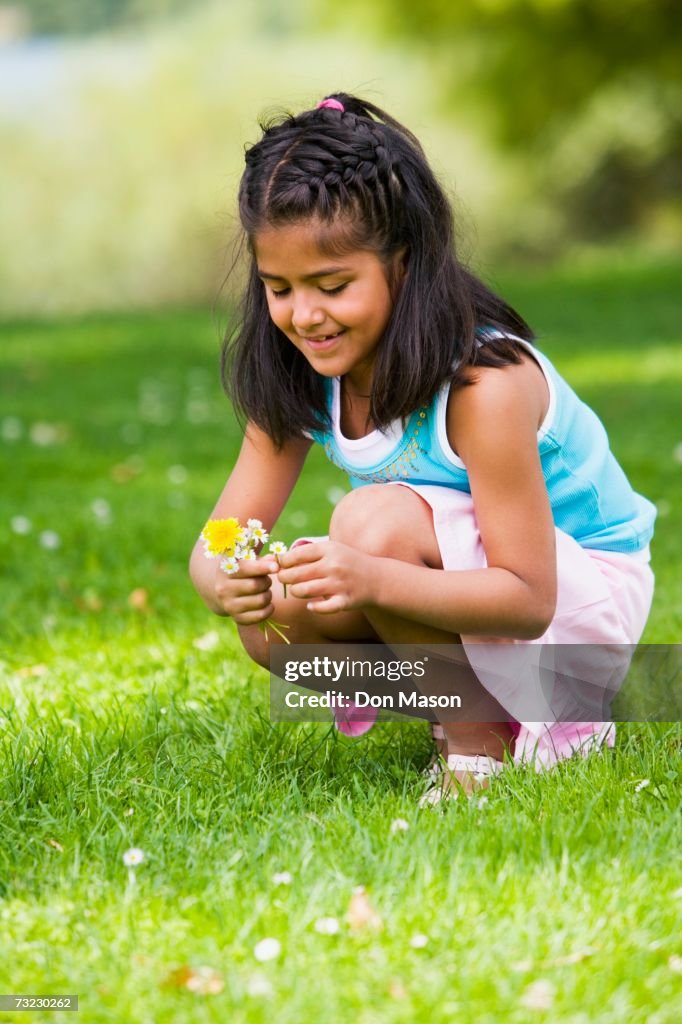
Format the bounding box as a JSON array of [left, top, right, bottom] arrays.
[[276, 541, 377, 614]]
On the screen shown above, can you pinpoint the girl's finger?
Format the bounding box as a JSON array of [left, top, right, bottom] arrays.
[[277, 543, 325, 569], [237, 557, 280, 577], [231, 591, 273, 614], [288, 578, 330, 601], [233, 604, 275, 625], [306, 595, 347, 615]]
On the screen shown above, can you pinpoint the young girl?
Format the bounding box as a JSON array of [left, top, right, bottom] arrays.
[[190, 93, 656, 800]]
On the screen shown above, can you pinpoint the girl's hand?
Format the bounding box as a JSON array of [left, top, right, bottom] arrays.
[[276, 541, 377, 615], [211, 556, 280, 625]]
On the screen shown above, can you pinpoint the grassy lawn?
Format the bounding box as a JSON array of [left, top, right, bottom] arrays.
[[1, 260, 680, 1022]]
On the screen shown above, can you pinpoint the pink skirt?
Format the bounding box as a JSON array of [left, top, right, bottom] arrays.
[[295, 483, 655, 767], [395, 483, 655, 768]]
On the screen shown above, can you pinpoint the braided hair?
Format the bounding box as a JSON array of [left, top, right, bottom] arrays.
[[223, 92, 533, 447]]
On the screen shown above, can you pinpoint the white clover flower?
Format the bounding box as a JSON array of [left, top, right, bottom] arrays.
[[11, 516, 32, 535], [167, 465, 188, 485], [269, 542, 288, 556], [410, 933, 428, 949], [91, 498, 112, 523], [253, 938, 281, 962], [193, 630, 220, 652], [272, 871, 293, 886], [30, 422, 60, 446], [122, 847, 145, 866], [390, 818, 410, 834], [314, 917, 340, 935], [326, 486, 346, 505], [39, 530, 61, 550], [220, 556, 239, 575], [246, 973, 273, 997]]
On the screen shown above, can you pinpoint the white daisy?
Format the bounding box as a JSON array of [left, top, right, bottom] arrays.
[[253, 938, 281, 962], [269, 542, 288, 556], [122, 847, 145, 866], [314, 917, 340, 935], [220, 556, 239, 575], [272, 871, 293, 886]]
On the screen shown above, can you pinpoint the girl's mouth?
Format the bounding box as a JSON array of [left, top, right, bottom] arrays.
[[303, 330, 345, 350]]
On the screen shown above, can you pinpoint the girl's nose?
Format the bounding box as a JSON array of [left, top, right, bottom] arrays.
[[291, 295, 324, 332]]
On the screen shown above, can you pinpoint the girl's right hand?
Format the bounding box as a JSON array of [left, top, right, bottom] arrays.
[[211, 556, 280, 624]]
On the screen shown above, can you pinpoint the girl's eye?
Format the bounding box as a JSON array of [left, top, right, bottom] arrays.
[[268, 283, 347, 298]]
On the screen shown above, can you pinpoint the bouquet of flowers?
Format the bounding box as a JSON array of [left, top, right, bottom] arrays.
[[201, 517, 290, 643]]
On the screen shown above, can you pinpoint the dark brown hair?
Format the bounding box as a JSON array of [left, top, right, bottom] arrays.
[[222, 92, 533, 447]]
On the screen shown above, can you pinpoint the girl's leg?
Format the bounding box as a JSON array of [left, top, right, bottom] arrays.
[[237, 580, 380, 671], [328, 486, 514, 778]]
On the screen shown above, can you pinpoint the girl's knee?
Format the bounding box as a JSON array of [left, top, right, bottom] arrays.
[[330, 484, 440, 564]]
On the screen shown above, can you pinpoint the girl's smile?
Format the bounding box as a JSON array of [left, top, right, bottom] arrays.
[[254, 220, 403, 393]]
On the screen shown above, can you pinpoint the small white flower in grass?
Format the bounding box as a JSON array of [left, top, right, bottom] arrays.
[[634, 779, 650, 792], [521, 979, 555, 1010], [39, 530, 61, 550], [272, 871, 292, 886], [123, 808, 134, 817], [167, 464, 188, 485], [314, 917, 340, 935], [253, 938, 281, 962], [11, 516, 32, 535], [91, 498, 112, 524], [193, 630, 220, 652], [476, 795, 489, 807], [410, 933, 428, 949], [123, 847, 145, 866], [390, 818, 410, 834], [246, 973, 273, 997], [326, 486, 347, 506], [30, 422, 60, 446]]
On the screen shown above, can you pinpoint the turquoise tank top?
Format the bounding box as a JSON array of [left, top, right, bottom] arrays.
[[309, 336, 656, 555]]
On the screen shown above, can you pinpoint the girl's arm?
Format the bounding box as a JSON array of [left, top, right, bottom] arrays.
[[371, 363, 557, 637], [189, 422, 312, 613], [278, 363, 557, 639]]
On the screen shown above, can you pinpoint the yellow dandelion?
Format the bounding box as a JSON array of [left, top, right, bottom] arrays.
[[201, 518, 246, 557]]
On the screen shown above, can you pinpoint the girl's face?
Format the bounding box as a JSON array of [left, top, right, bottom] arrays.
[[254, 219, 403, 391]]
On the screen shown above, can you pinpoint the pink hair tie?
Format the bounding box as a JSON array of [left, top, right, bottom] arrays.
[[317, 98, 344, 112]]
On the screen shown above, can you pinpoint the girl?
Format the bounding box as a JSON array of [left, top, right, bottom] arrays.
[[189, 93, 656, 800]]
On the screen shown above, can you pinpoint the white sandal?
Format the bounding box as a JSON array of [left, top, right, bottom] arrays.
[[419, 753, 505, 806]]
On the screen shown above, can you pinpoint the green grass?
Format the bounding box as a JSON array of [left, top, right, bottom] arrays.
[[1, 261, 681, 1022]]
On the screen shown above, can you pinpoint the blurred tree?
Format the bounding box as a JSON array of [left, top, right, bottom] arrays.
[[16, 0, 198, 35], [330, 0, 681, 247]]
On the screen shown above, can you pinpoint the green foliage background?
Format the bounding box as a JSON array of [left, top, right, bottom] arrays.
[[1, 0, 679, 315]]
